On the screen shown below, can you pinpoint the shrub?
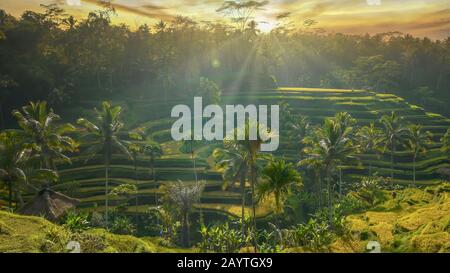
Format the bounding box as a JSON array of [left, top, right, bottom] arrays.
[[62, 211, 90, 232], [339, 194, 368, 214], [257, 228, 282, 253], [199, 222, 250, 253], [40, 226, 71, 253], [70, 232, 108, 253], [271, 206, 348, 250], [89, 212, 105, 228], [147, 207, 181, 246], [110, 216, 136, 235]]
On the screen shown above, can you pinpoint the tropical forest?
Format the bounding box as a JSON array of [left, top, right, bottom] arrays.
[[0, 0, 449, 253]]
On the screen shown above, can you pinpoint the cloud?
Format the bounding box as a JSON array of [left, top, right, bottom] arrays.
[[3, 0, 450, 39], [81, 0, 175, 20]]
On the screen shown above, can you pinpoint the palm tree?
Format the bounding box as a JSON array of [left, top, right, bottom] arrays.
[[163, 180, 204, 247], [357, 123, 384, 176], [0, 130, 58, 209], [12, 101, 76, 172], [127, 140, 144, 223], [0, 131, 30, 209], [298, 151, 324, 208], [332, 112, 358, 198], [288, 116, 310, 159], [258, 159, 302, 215], [300, 113, 357, 225], [405, 124, 433, 183], [227, 121, 274, 252], [77, 101, 132, 229], [144, 140, 163, 183], [181, 132, 203, 183], [381, 112, 408, 180], [213, 144, 249, 237], [144, 140, 163, 205]]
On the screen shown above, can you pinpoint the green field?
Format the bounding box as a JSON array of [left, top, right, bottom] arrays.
[[8, 87, 447, 220]]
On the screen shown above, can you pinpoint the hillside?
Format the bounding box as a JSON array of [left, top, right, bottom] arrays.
[[331, 183, 450, 253], [1, 87, 449, 220], [1, 184, 448, 253], [0, 210, 195, 253]]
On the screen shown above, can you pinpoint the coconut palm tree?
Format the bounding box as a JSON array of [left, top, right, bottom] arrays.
[[213, 144, 249, 237], [333, 112, 358, 198], [357, 123, 384, 176], [12, 101, 77, 172], [127, 140, 144, 222], [144, 140, 163, 183], [298, 151, 324, 208], [0, 130, 58, 209], [405, 124, 433, 183], [300, 113, 357, 225], [380, 112, 408, 180], [77, 101, 132, 229], [258, 159, 302, 214], [143, 140, 163, 205], [181, 131, 203, 183], [163, 180, 204, 247], [288, 116, 310, 159], [0, 131, 30, 209], [227, 121, 274, 252]]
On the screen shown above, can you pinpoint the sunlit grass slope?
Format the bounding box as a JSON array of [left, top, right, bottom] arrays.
[[0, 210, 195, 253], [1, 184, 448, 253], [334, 184, 450, 253]]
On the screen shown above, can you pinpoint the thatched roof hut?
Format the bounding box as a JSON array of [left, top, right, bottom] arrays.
[[20, 189, 80, 222]]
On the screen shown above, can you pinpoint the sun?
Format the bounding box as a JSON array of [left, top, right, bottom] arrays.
[[258, 21, 278, 33]]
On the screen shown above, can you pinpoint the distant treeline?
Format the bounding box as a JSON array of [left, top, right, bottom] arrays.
[[0, 5, 449, 127]]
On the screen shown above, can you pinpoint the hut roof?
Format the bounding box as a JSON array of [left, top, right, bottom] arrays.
[[20, 188, 80, 222]]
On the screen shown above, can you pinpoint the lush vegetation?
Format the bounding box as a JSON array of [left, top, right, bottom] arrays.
[[1, 3, 450, 130], [0, 2, 449, 253]]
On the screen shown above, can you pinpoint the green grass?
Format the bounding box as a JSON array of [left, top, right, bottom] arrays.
[[338, 184, 450, 253], [6, 87, 448, 220], [0, 211, 193, 253]]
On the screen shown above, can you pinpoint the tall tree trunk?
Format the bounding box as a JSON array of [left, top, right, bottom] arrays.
[[317, 171, 322, 209], [391, 142, 395, 180], [327, 177, 332, 226], [339, 168, 343, 200], [151, 156, 156, 182], [134, 157, 139, 227], [105, 162, 110, 229], [192, 150, 198, 183], [240, 172, 246, 240], [326, 167, 333, 227], [251, 165, 258, 253], [151, 156, 158, 207], [151, 157, 160, 226], [182, 212, 189, 247]]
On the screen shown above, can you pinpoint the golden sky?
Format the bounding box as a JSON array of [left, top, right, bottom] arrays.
[[2, 0, 449, 39]]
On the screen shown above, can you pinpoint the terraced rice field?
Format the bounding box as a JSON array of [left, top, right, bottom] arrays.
[[9, 88, 450, 219]]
